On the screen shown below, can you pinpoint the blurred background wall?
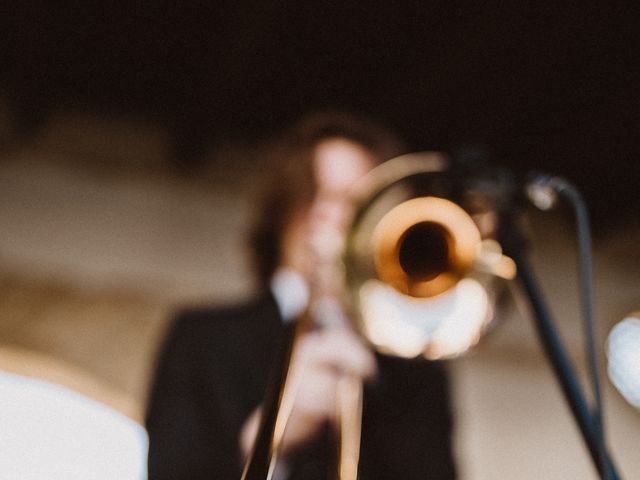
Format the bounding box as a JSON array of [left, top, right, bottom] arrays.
[[0, 3, 638, 478]]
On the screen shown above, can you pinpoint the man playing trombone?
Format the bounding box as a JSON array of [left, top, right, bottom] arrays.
[[145, 111, 457, 479]]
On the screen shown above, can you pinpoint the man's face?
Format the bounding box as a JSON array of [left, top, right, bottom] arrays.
[[281, 138, 375, 278]]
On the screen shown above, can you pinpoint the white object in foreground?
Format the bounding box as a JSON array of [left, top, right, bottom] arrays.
[[0, 371, 148, 480]]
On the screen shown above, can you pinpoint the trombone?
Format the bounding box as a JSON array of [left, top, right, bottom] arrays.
[[242, 152, 516, 480]]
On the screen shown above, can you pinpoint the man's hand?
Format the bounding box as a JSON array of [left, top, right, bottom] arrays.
[[240, 326, 376, 458]]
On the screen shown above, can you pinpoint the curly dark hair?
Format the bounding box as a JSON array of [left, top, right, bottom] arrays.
[[249, 111, 406, 289]]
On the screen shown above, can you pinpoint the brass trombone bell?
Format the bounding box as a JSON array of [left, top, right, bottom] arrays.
[[344, 152, 515, 360]]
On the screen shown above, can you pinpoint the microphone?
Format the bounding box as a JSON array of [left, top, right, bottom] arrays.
[[606, 313, 640, 408], [524, 173, 569, 210]]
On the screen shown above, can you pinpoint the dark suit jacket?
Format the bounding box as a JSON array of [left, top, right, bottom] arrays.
[[146, 293, 457, 479]]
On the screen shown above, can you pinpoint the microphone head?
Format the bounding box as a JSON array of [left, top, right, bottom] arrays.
[[525, 173, 560, 211], [606, 313, 640, 408]]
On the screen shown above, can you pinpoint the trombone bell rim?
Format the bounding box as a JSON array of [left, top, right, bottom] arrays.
[[372, 196, 482, 298]]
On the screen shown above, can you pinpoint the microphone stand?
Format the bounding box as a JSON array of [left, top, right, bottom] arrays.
[[500, 217, 621, 480]]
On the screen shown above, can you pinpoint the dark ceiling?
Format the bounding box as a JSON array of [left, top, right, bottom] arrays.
[[1, 2, 638, 226]]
